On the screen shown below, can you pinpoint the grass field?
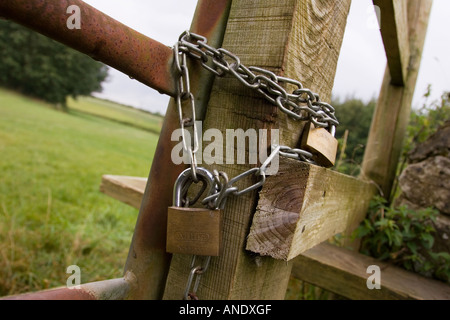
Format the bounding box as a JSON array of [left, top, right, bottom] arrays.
[[67, 96, 163, 134], [0, 88, 161, 296], [0, 88, 326, 299]]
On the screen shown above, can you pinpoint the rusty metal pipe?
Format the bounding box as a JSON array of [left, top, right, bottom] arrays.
[[0, 0, 177, 97], [0, 0, 231, 300], [2, 272, 137, 300], [123, 0, 232, 300]]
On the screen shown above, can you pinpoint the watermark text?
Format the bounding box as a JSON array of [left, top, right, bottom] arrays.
[[66, 5, 81, 30], [66, 265, 81, 289], [366, 265, 381, 290]]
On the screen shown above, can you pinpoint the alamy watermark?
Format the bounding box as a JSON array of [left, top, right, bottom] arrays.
[[66, 265, 81, 289], [66, 5, 81, 30], [366, 265, 381, 290], [171, 121, 281, 175]]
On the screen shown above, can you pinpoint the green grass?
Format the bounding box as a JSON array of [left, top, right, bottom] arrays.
[[67, 96, 163, 134], [0, 88, 160, 296]]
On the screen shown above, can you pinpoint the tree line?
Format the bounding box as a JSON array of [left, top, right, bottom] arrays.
[[0, 19, 108, 109], [334, 90, 449, 176]]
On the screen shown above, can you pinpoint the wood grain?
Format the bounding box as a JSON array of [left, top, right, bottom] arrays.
[[246, 158, 377, 261], [100, 175, 147, 209], [292, 242, 450, 300], [163, 0, 352, 300], [374, 0, 410, 85], [361, 0, 433, 198]]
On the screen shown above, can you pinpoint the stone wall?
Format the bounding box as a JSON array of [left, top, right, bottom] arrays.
[[396, 121, 450, 252]]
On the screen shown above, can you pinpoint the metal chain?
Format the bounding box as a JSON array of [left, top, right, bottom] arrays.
[[176, 31, 339, 132], [201, 145, 314, 209], [172, 31, 339, 300], [174, 39, 200, 182]]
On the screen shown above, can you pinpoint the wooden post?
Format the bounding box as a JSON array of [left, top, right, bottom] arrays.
[[373, 0, 410, 86], [246, 159, 376, 261], [361, 0, 433, 199], [163, 0, 351, 300]]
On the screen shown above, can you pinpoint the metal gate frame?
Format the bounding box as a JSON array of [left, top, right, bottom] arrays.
[[0, 0, 231, 300]]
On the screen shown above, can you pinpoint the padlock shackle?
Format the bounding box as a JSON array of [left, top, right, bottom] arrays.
[[173, 167, 218, 208]]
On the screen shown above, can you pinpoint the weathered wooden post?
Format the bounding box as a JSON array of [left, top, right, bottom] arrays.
[[361, 0, 433, 200], [163, 0, 352, 300]]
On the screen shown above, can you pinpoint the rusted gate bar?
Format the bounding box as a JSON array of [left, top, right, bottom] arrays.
[[0, 0, 231, 300], [3, 274, 136, 300], [0, 0, 177, 96], [123, 0, 232, 300]]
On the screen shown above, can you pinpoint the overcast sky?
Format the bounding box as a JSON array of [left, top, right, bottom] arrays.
[[84, 0, 450, 115]]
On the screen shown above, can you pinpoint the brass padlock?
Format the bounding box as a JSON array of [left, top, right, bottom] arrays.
[[300, 122, 338, 168], [166, 168, 222, 257], [167, 207, 222, 256]]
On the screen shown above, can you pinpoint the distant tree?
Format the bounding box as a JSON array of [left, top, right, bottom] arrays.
[[333, 97, 376, 175], [0, 19, 108, 109]]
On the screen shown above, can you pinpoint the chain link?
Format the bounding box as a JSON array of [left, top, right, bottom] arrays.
[[173, 31, 339, 300], [200, 145, 315, 210], [177, 31, 339, 131], [174, 39, 200, 182]]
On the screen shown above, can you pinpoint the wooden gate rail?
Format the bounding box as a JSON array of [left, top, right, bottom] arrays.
[[99, 175, 450, 300], [293, 242, 450, 300], [362, 0, 433, 199], [374, 0, 410, 86]]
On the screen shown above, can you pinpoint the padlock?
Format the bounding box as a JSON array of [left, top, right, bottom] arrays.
[[166, 168, 222, 257], [300, 122, 338, 168]]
